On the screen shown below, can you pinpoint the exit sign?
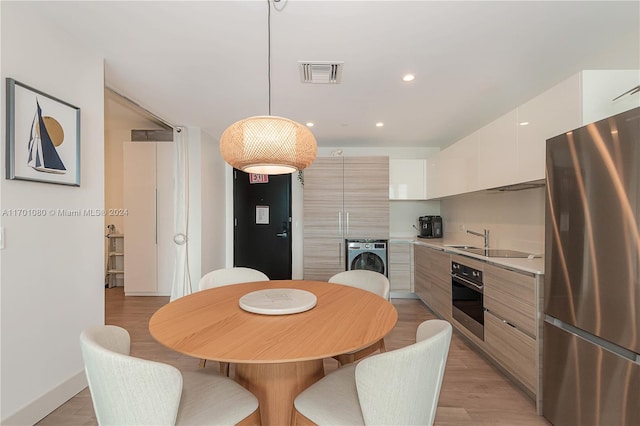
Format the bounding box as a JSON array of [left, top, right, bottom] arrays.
[[249, 173, 269, 184]]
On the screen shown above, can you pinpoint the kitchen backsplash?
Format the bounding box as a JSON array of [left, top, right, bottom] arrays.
[[390, 200, 441, 237], [440, 187, 545, 255]]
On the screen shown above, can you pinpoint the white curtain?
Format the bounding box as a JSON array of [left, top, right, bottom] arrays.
[[170, 127, 192, 301]]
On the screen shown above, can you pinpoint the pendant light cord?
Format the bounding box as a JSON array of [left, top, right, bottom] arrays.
[[267, 0, 272, 116]]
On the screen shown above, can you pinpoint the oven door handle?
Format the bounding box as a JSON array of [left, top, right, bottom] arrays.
[[451, 274, 484, 292]]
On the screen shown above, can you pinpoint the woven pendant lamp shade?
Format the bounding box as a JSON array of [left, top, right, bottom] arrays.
[[219, 115, 317, 175]]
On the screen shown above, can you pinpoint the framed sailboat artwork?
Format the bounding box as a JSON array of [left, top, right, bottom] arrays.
[[6, 78, 80, 186]]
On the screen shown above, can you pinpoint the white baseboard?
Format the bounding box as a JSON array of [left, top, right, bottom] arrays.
[[1, 370, 87, 426], [124, 291, 171, 296], [390, 291, 419, 299]]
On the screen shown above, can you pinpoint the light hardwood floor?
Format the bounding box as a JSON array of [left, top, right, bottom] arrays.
[[37, 287, 549, 425]]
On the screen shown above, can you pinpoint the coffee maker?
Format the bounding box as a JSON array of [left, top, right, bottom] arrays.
[[417, 215, 443, 238]]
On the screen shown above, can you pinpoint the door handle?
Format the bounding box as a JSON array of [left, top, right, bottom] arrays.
[[276, 231, 288, 238]]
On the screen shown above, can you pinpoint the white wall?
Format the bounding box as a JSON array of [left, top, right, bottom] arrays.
[[104, 91, 165, 235], [200, 132, 227, 277], [440, 187, 546, 255], [0, 2, 105, 423], [186, 127, 202, 287]]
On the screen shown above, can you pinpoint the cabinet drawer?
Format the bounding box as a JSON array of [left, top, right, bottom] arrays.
[[484, 264, 536, 337], [485, 312, 536, 394], [389, 242, 412, 292], [413, 245, 431, 303], [431, 278, 451, 321], [424, 250, 450, 283]]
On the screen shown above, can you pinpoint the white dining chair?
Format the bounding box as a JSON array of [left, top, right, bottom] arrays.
[[293, 319, 452, 426], [199, 267, 269, 291], [198, 267, 269, 373], [328, 269, 390, 365], [80, 324, 260, 426]]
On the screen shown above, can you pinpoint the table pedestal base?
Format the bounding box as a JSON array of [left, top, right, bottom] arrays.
[[235, 360, 325, 426]]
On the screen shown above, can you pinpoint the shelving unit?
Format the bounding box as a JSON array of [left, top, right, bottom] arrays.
[[106, 234, 124, 288]]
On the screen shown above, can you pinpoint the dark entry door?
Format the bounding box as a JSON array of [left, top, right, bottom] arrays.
[[233, 169, 292, 279]]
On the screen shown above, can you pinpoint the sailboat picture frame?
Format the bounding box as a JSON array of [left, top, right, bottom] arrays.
[[6, 78, 80, 186]]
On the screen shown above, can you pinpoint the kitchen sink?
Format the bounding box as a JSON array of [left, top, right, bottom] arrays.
[[444, 244, 481, 250], [459, 248, 539, 258]]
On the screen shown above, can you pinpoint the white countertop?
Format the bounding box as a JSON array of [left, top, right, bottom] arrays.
[[397, 237, 544, 275]]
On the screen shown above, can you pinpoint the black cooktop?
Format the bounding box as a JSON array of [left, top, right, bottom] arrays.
[[460, 248, 538, 258]]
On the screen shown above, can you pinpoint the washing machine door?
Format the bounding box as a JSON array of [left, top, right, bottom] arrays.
[[350, 252, 385, 275]]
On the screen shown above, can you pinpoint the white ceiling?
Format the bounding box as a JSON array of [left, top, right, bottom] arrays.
[[26, 1, 640, 149]]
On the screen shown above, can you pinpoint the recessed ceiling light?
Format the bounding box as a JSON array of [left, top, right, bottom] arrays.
[[402, 74, 415, 82], [519, 121, 530, 126], [376, 122, 384, 127], [306, 122, 314, 127]]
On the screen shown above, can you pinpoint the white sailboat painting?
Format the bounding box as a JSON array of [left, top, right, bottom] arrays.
[[27, 100, 66, 174], [7, 78, 80, 186]]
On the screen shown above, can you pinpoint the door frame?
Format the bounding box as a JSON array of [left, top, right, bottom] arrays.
[[232, 169, 292, 279], [225, 167, 304, 278]]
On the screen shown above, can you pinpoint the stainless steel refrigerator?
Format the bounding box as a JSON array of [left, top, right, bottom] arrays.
[[543, 106, 640, 425]]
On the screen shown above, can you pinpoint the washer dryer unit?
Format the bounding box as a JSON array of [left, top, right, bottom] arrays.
[[346, 239, 388, 277]]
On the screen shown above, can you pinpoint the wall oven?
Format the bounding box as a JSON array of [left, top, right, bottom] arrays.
[[451, 261, 484, 340]]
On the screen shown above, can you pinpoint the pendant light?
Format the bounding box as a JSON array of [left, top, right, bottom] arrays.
[[219, 0, 317, 175]]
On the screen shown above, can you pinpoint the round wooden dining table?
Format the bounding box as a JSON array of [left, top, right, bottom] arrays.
[[149, 279, 398, 426]]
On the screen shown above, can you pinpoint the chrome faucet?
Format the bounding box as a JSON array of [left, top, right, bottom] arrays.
[[467, 228, 490, 249]]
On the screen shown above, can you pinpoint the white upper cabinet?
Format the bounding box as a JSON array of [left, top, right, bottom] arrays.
[[427, 130, 478, 198], [516, 74, 582, 183], [581, 70, 640, 124], [477, 110, 518, 190], [426, 69, 640, 199], [425, 156, 440, 199], [389, 159, 427, 200], [517, 70, 640, 183]]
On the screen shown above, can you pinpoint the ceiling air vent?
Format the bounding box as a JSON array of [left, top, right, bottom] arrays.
[[299, 61, 344, 84]]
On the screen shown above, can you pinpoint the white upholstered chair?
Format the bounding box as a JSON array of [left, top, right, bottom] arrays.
[[198, 267, 269, 373], [293, 319, 452, 426], [328, 269, 390, 365], [80, 325, 260, 426], [199, 267, 269, 291]]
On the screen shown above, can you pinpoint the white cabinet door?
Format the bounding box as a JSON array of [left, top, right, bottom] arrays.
[[477, 110, 518, 189], [425, 155, 440, 199], [389, 159, 427, 200], [427, 70, 638, 198], [448, 132, 479, 196], [517, 74, 582, 183], [123, 142, 174, 296], [430, 132, 478, 199], [123, 143, 158, 294], [581, 70, 640, 124]]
